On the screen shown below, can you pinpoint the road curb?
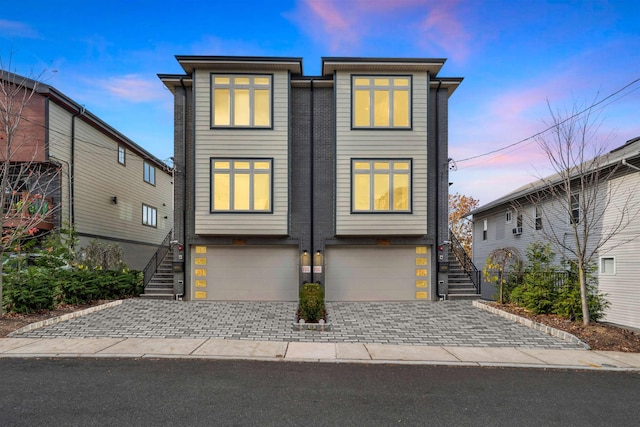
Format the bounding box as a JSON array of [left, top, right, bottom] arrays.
[[473, 300, 590, 350]]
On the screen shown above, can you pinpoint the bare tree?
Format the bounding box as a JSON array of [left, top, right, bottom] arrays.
[[519, 101, 640, 325], [0, 57, 61, 316]]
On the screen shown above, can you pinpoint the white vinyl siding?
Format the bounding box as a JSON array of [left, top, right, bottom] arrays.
[[598, 173, 640, 329], [193, 69, 289, 235], [335, 71, 428, 235]]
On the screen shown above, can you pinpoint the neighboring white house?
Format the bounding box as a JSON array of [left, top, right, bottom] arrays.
[[471, 136, 640, 330]]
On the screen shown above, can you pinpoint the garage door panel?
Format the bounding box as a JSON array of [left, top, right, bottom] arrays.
[[326, 246, 424, 301], [193, 246, 298, 301]]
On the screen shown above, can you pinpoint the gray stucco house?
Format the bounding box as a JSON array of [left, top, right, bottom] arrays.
[[159, 56, 462, 302], [471, 136, 640, 329]]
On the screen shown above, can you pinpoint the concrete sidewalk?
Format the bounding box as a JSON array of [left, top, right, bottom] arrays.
[[1, 337, 640, 371]]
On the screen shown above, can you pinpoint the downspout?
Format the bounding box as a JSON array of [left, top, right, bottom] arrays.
[[176, 75, 188, 300], [69, 106, 85, 225], [434, 80, 442, 299], [310, 78, 315, 284]]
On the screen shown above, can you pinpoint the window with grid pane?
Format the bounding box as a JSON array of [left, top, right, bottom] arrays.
[[352, 159, 411, 212], [352, 76, 411, 129], [211, 75, 271, 128], [142, 204, 157, 227], [211, 159, 272, 212]]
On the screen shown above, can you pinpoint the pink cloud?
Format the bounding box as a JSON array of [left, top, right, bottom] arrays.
[[417, 2, 471, 61], [96, 74, 166, 103], [287, 0, 471, 57]]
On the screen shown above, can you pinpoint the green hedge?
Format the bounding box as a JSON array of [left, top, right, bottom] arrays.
[[2, 268, 143, 314]]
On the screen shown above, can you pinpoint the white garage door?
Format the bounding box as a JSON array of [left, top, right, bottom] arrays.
[[192, 246, 298, 301], [325, 246, 427, 301]]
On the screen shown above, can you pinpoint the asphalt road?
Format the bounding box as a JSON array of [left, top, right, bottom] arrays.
[[1, 359, 639, 426]]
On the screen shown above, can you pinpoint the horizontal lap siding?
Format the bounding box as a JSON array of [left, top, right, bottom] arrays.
[[47, 103, 73, 224], [335, 71, 428, 235], [598, 174, 640, 329], [193, 70, 289, 235], [73, 121, 173, 244]]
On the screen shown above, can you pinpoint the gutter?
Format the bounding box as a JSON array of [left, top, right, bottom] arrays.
[[621, 158, 640, 172], [310, 78, 315, 284], [434, 80, 443, 300], [69, 106, 85, 224]]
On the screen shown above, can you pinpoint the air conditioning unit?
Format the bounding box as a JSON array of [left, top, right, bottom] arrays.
[[512, 227, 523, 235]]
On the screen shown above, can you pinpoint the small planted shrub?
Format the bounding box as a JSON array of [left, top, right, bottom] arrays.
[[298, 283, 325, 323], [3, 267, 56, 313]]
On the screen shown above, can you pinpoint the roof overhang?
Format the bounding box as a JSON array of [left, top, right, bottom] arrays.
[[175, 56, 303, 74], [322, 57, 446, 76], [431, 78, 464, 97]]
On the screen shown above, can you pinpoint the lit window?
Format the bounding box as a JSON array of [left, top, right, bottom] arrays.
[[352, 76, 411, 129], [599, 257, 615, 275], [142, 204, 157, 227], [211, 75, 272, 128], [144, 161, 155, 185], [352, 159, 411, 212], [118, 144, 126, 165], [211, 159, 272, 212]]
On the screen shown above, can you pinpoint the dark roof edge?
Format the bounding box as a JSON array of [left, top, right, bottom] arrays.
[[175, 55, 303, 63], [1, 69, 171, 174], [322, 56, 447, 64]]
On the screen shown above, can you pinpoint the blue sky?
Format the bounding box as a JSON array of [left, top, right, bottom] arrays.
[[2, 0, 639, 204]]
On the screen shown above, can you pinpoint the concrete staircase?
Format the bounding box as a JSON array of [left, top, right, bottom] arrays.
[[140, 249, 175, 300], [446, 257, 481, 300]]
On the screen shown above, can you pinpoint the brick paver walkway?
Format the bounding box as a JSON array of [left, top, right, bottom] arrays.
[[12, 299, 581, 349]]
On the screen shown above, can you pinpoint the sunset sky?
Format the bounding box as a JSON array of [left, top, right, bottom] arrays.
[[2, 0, 639, 204]]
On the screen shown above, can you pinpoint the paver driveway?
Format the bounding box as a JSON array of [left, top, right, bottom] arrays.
[[12, 299, 581, 349]]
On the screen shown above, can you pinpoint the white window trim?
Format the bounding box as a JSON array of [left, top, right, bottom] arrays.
[[144, 161, 156, 186], [118, 144, 126, 165], [505, 210, 512, 224], [599, 256, 616, 275], [142, 204, 157, 228]]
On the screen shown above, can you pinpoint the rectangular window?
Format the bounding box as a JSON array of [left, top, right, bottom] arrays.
[[482, 219, 488, 240], [352, 76, 411, 129], [535, 206, 543, 230], [118, 144, 126, 165], [570, 192, 580, 224], [211, 159, 272, 212], [211, 75, 272, 128], [505, 210, 512, 224], [142, 204, 157, 227], [143, 161, 155, 185], [352, 159, 411, 212], [599, 257, 615, 275]]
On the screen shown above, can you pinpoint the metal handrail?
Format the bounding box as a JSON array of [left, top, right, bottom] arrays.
[[449, 230, 481, 294], [142, 230, 173, 288]]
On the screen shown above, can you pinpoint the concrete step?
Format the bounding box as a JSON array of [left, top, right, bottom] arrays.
[[446, 293, 482, 300]]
